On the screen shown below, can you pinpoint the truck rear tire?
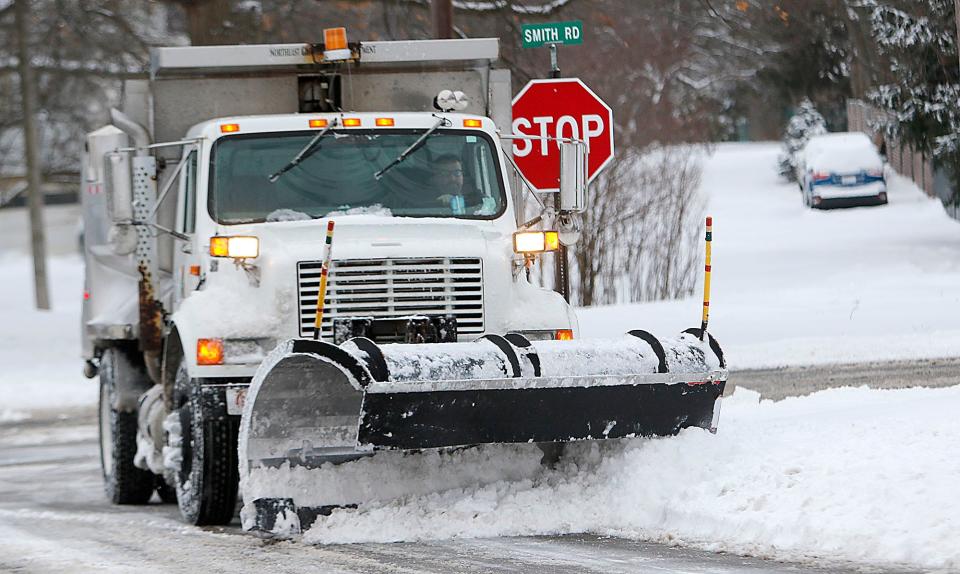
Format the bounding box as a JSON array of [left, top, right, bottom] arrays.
[[172, 364, 239, 525], [99, 348, 155, 505]]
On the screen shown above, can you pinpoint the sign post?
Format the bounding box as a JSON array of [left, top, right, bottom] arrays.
[[519, 20, 589, 301]]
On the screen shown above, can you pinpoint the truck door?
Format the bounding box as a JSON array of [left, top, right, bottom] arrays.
[[174, 149, 199, 305]]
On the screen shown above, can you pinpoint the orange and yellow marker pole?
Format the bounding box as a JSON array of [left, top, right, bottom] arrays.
[[700, 216, 713, 340], [313, 220, 336, 340]]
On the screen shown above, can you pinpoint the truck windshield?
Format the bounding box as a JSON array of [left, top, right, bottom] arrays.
[[209, 129, 507, 224]]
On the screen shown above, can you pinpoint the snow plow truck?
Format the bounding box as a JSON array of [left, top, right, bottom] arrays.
[[80, 33, 727, 534]]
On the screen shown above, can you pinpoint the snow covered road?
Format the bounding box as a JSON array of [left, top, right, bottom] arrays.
[[0, 409, 918, 574]]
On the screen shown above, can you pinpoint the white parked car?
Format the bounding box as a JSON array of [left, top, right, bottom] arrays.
[[797, 132, 887, 209]]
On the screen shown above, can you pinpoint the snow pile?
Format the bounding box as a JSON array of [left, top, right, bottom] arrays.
[[266, 208, 312, 222], [295, 385, 960, 571], [579, 143, 960, 369], [323, 204, 393, 218]]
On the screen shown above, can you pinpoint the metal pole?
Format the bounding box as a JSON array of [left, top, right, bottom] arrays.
[[14, 0, 50, 310], [549, 43, 560, 78], [548, 42, 569, 302], [432, 0, 453, 39]]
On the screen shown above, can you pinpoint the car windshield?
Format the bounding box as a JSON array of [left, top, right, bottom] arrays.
[[209, 129, 506, 224]]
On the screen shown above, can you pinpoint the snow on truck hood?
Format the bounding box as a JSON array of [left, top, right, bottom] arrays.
[[235, 215, 507, 261]]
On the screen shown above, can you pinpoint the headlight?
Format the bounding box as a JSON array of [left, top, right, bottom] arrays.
[[513, 231, 560, 254], [209, 236, 259, 259]]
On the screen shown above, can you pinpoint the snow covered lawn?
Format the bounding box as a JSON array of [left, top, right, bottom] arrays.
[[579, 143, 960, 369], [0, 252, 92, 422]]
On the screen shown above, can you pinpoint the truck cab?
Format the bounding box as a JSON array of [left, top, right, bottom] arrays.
[[171, 111, 576, 380]]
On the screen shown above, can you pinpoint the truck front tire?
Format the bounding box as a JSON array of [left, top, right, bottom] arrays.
[[99, 348, 155, 505], [172, 363, 239, 525]]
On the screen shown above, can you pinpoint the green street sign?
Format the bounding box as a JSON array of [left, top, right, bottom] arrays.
[[521, 21, 583, 48]]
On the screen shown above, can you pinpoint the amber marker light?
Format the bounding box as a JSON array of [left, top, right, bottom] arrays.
[[463, 119, 483, 128], [324, 27, 348, 51], [342, 118, 362, 127], [555, 329, 574, 341], [197, 338, 224, 365], [375, 118, 395, 127], [220, 123, 240, 133], [544, 231, 560, 251], [309, 119, 329, 128]]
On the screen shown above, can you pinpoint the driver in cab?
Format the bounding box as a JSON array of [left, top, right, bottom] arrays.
[[431, 155, 480, 215]]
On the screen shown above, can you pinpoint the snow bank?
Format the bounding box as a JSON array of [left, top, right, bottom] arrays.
[[298, 385, 960, 571]]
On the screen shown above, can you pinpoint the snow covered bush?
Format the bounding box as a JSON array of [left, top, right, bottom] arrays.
[[777, 99, 828, 181], [867, 0, 960, 202]]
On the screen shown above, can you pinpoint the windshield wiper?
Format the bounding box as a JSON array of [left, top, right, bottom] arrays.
[[268, 117, 340, 183], [374, 116, 449, 181]]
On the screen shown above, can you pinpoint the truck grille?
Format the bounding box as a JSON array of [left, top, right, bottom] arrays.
[[297, 257, 484, 340]]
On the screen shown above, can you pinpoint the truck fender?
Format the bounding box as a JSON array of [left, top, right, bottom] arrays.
[[165, 320, 200, 379], [105, 344, 153, 413]]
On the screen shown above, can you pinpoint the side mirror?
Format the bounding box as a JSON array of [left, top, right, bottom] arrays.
[[104, 151, 134, 223], [559, 140, 587, 212]]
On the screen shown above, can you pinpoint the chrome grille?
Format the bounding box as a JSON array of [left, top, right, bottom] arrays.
[[297, 257, 484, 340]]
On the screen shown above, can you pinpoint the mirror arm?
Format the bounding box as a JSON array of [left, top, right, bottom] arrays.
[[148, 144, 197, 222], [130, 220, 190, 242]]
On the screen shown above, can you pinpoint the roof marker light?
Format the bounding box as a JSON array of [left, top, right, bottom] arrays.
[[220, 123, 240, 133], [463, 119, 482, 128], [375, 118, 395, 127], [342, 118, 362, 127], [309, 119, 329, 128]]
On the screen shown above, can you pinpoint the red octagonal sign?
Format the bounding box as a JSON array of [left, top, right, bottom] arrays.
[[511, 78, 614, 192]]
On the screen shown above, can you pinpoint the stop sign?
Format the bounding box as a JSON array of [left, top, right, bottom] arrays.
[[511, 78, 614, 192]]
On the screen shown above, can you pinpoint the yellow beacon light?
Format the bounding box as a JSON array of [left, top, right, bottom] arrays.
[[323, 27, 351, 61]]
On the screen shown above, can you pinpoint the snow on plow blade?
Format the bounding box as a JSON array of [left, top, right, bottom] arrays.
[[239, 330, 726, 535]]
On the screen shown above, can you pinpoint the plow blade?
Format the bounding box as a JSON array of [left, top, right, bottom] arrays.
[[239, 330, 726, 535]]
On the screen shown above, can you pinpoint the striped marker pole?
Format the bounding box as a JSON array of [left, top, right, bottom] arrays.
[[700, 216, 712, 340], [313, 220, 336, 340]]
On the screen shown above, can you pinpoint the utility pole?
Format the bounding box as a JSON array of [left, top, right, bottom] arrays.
[[15, 0, 50, 310], [955, 0, 960, 69], [432, 0, 453, 39]]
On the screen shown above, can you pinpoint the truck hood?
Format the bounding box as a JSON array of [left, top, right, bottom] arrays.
[[248, 217, 509, 262]]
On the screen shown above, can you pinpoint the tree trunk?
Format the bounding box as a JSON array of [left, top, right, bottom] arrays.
[[15, 0, 50, 310]]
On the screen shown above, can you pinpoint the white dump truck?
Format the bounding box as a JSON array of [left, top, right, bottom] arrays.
[[81, 35, 727, 530]]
